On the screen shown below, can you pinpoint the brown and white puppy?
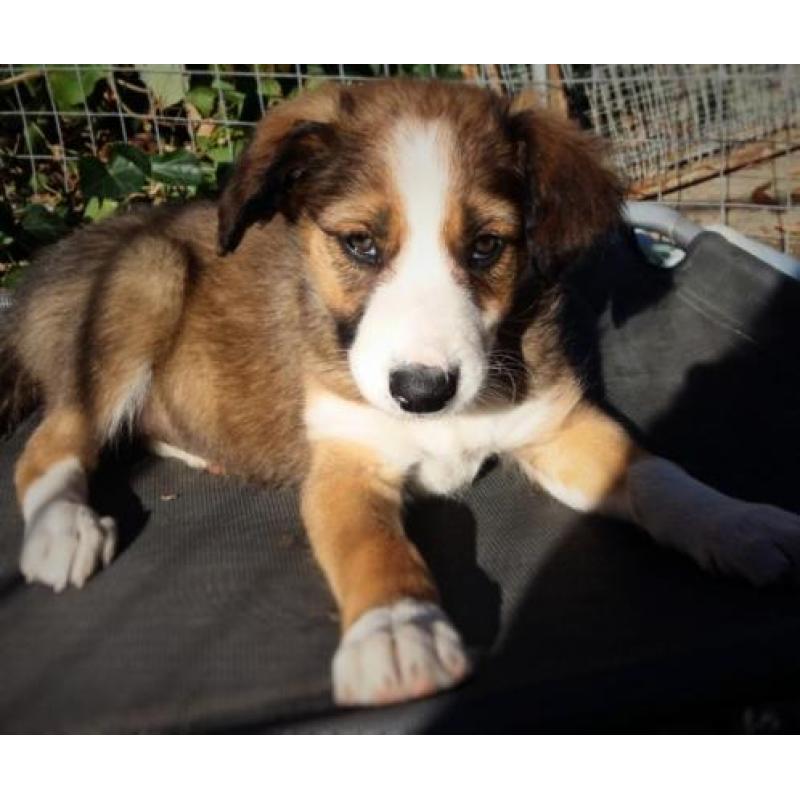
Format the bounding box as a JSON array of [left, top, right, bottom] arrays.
[[3, 80, 800, 707]]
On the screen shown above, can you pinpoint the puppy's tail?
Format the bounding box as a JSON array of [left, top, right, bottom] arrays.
[[0, 319, 38, 438]]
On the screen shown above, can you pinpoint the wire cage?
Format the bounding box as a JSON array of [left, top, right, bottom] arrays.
[[1, 64, 798, 284]]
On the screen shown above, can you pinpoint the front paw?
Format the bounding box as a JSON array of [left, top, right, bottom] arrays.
[[705, 503, 800, 587], [20, 501, 117, 592], [332, 599, 471, 706]]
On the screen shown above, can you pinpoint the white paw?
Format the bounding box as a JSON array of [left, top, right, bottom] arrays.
[[704, 503, 800, 587], [332, 599, 471, 706], [20, 501, 117, 592]]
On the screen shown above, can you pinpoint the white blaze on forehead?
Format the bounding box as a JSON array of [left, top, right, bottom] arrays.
[[348, 117, 488, 414], [390, 119, 453, 277]]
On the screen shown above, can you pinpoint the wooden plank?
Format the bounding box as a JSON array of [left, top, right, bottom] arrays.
[[629, 132, 800, 199]]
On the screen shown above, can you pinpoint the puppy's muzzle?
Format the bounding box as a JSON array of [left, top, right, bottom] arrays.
[[389, 364, 459, 414]]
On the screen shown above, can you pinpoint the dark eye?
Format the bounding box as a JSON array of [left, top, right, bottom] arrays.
[[468, 235, 505, 269], [341, 233, 379, 266]]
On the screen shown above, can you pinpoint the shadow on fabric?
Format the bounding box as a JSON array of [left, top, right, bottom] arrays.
[[423, 231, 800, 732]]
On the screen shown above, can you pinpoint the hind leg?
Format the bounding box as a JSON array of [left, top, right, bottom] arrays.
[[15, 406, 116, 591], [16, 358, 155, 591], [12, 232, 190, 590], [15, 327, 156, 591]]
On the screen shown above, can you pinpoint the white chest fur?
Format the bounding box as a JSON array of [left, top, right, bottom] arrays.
[[304, 386, 578, 495]]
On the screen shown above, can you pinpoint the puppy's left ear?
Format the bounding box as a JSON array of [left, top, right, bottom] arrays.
[[508, 92, 624, 273], [217, 85, 341, 255]]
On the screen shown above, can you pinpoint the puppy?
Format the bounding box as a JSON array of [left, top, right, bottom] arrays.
[[3, 80, 800, 707]]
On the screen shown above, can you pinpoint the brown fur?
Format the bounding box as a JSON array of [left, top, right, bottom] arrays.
[[509, 90, 625, 272], [11, 205, 313, 489], [0, 332, 38, 439], [5, 80, 626, 638]]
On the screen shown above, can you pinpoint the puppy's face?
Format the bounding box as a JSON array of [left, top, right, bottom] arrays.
[[218, 81, 622, 416], [304, 109, 524, 415]]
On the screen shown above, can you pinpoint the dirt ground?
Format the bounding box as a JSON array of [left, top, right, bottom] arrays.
[[658, 150, 800, 256]]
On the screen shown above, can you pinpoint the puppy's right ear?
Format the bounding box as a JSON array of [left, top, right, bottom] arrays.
[[217, 86, 340, 255]]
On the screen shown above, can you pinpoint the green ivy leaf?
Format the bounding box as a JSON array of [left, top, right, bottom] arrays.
[[20, 204, 69, 243], [223, 89, 246, 117], [137, 64, 188, 109], [151, 150, 204, 187], [210, 78, 246, 118], [204, 145, 235, 164], [79, 146, 148, 200], [110, 144, 151, 180], [48, 66, 106, 111], [259, 78, 283, 99], [79, 157, 113, 199], [83, 197, 120, 222], [186, 85, 217, 117], [210, 78, 235, 92]]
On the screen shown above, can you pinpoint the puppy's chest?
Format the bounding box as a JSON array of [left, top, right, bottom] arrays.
[[399, 422, 496, 494], [305, 391, 572, 495]]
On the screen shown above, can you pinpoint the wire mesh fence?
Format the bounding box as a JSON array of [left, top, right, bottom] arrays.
[[1, 64, 798, 284], [562, 65, 799, 255]]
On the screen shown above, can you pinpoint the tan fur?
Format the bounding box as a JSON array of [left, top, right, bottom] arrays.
[[301, 436, 438, 630], [14, 407, 95, 500], [515, 402, 646, 516]]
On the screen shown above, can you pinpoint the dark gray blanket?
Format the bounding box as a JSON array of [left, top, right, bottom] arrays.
[[1, 231, 799, 732]]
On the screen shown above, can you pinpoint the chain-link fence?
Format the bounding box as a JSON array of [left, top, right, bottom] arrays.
[[2, 64, 798, 284]]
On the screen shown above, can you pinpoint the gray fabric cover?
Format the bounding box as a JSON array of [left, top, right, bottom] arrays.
[[1, 231, 799, 732]]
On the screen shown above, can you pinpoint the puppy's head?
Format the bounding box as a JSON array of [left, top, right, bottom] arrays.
[[218, 81, 622, 415]]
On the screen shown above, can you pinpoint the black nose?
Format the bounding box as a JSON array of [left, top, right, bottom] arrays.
[[389, 365, 459, 414]]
